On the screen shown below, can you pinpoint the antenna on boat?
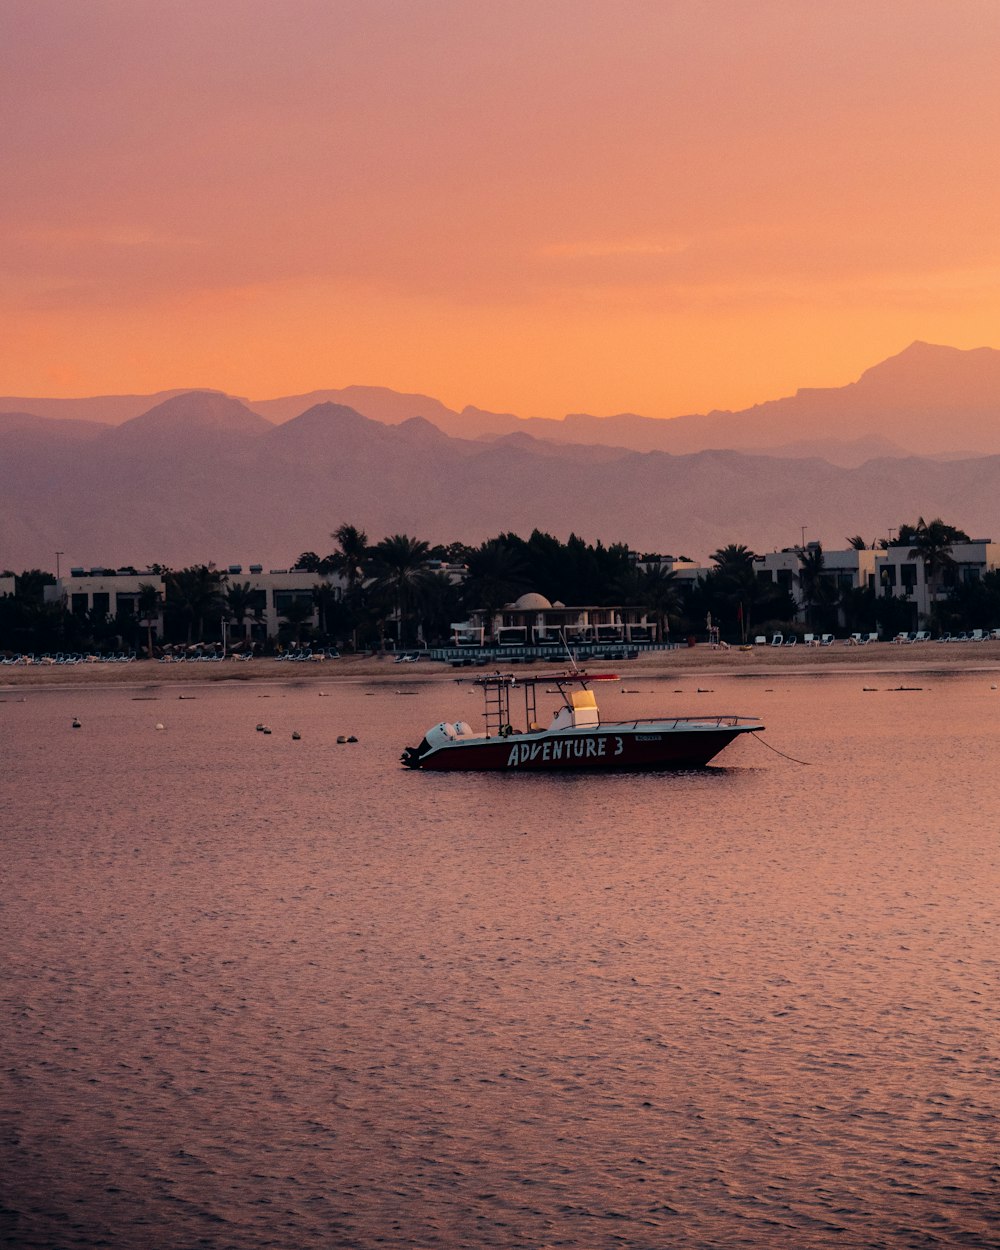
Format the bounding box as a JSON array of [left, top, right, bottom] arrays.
[[559, 628, 581, 674]]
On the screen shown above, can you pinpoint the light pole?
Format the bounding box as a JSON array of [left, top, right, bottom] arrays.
[[55, 550, 64, 579], [800, 525, 807, 549]]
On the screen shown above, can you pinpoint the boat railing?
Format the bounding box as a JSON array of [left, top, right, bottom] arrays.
[[596, 714, 761, 730], [492, 713, 761, 737]]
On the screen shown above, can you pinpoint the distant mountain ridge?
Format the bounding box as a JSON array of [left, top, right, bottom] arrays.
[[0, 389, 231, 426], [250, 386, 462, 430], [3, 383, 1000, 572], [4, 342, 1000, 461]]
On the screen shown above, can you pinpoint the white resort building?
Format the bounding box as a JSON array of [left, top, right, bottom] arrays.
[[754, 545, 883, 616], [754, 539, 1000, 627], [452, 592, 661, 648], [44, 568, 167, 633], [874, 539, 1000, 622], [43, 564, 348, 644]]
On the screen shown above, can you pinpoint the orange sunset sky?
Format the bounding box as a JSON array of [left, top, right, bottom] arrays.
[[5, 0, 1000, 419]]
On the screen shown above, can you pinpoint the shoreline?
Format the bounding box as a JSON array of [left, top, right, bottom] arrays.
[[4, 642, 1000, 689]]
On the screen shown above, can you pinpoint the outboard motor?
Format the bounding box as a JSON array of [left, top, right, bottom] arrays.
[[400, 723, 456, 768], [400, 739, 430, 768]]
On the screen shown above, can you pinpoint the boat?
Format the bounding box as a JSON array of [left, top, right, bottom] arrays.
[[400, 670, 763, 771]]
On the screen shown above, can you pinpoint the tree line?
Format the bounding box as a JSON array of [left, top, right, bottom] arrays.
[[2, 517, 996, 654]]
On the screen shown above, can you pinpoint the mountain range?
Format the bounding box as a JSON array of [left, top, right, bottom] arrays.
[[2, 342, 1000, 571]]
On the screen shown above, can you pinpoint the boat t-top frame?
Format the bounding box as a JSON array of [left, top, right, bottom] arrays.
[[462, 670, 619, 738]]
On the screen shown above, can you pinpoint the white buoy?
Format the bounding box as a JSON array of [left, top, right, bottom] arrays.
[[155, 722, 165, 731]]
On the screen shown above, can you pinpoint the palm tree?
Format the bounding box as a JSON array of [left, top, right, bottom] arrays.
[[702, 544, 759, 638], [639, 565, 681, 643], [245, 600, 265, 651], [84, 604, 115, 653], [165, 565, 225, 643], [612, 564, 682, 642], [797, 544, 833, 629], [137, 582, 161, 658], [907, 517, 965, 603], [612, 566, 645, 606], [278, 597, 315, 646], [462, 538, 529, 614], [711, 544, 756, 575], [416, 570, 463, 646], [312, 581, 341, 639], [223, 580, 256, 647], [327, 524, 370, 648], [371, 533, 431, 647], [328, 524, 369, 595]]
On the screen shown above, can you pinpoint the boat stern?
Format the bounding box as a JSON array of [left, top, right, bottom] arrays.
[[400, 721, 476, 769]]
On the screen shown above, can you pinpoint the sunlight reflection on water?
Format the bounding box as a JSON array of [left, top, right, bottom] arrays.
[[2, 673, 999, 1248]]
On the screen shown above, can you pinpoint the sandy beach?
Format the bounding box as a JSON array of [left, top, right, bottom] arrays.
[[4, 641, 1000, 689]]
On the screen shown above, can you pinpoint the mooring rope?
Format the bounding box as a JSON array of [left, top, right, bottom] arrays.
[[751, 731, 813, 766]]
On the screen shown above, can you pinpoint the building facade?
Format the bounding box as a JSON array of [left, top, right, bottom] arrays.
[[455, 592, 660, 647], [43, 564, 348, 644], [45, 569, 167, 630], [874, 540, 1000, 623], [754, 545, 883, 625]]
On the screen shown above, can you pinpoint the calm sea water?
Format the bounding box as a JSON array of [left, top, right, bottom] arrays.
[[2, 671, 999, 1249]]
